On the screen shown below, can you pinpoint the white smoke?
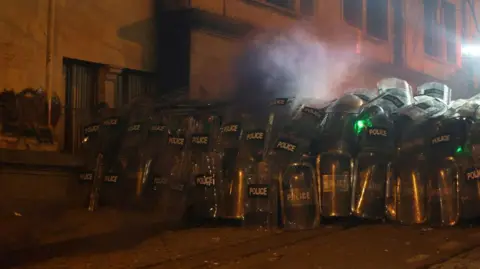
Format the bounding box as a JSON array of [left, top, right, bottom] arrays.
[[235, 26, 363, 103]]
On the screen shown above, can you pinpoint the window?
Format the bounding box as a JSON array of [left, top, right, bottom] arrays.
[[300, 0, 315, 16], [266, 0, 294, 10], [366, 0, 388, 40], [423, 0, 441, 57], [423, 0, 459, 62], [118, 70, 155, 106], [343, 0, 363, 28], [343, 0, 388, 40], [444, 2, 457, 63]]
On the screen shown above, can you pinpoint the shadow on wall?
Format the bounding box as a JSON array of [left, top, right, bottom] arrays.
[[116, 19, 155, 71], [117, 10, 192, 95]]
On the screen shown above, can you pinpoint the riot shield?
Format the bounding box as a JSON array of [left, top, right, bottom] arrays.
[[241, 98, 294, 229], [426, 118, 465, 226], [188, 111, 222, 222], [152, 112, 193, 222], [390, 83, 450, 224], [77, 108, 103, 208], [146, 112, 170, 216], [276, 100, 324, 230], [352, 79, 413, 220], [116, 97, 155, 210], [352, 110, 395, 220], [89, 108, 128, 211], [216, 110, 244, 221], [464, 120, 480, 220], [318, 93, 369, 218], [417, 82, 452, 105], [393, 123, 428, 224], [438, 95, 480, 222]]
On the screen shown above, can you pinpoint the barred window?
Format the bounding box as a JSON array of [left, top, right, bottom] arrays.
[[117, 70, 155, 106]]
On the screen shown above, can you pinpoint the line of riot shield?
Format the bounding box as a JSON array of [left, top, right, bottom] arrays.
[[88, 107, 128, 211], [352, 79, 414, 220], [317, 93, 370, 218], [216, 110, 244, 221], [240, 98, 294, 229], [390, 82, 451, 224], [151, 111, 193, 222], [276, 99, 326, 230], [115, 97, 155, 210], [187, 109, 222, 222]]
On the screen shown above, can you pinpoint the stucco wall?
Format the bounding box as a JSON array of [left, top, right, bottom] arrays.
[[0, 0, 154, 94], [189, 30, 240, 100], [0, 0, 48, 91], [1, 0, 154, 149]]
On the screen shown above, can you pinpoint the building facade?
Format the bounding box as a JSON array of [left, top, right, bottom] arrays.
[[183, 0, 478, 100], [1, 0, 479, 152], [1, 0, 155, 152]]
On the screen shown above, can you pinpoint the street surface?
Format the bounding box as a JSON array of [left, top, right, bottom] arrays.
[[5, 223, 480, 269], [431, 247, 480, 269]]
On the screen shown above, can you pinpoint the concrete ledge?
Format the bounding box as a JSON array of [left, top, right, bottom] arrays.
[[0, 165, 84, 217], [0, 149, 84, 167]]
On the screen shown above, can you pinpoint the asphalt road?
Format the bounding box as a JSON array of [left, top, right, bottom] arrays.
[[6, 222, 480, 269]]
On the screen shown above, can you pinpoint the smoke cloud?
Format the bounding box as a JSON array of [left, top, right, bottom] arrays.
[[234, 26, 363, 105]]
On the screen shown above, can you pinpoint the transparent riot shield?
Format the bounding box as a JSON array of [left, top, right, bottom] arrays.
[[426, 118, 465, 226], [146, 112, 170, 215], [389, 83, 451, 224], [417, 82, 452, 105], [88, 108, 128, 211], [276, 101, 323, 230], [116, 97, 155, 210], [463, 120, 480, 220], [77, 109, 102, 207], [446, 97, 480, 221], [352, 113, 394, 220], [154, 112, 193, 222], [424, 93, 480, 226], [318, 94, 368, 218], [392, 123, 428, 225], [188, 112, 222, 222], [281, 160, 319, 229], [387, 83, 451, 224], [216, 112, 244, 221], [351, 118, 394, 220], [241, 98, 294, 229], [352, 79, 413, 220], [426, 157, 460, 227]]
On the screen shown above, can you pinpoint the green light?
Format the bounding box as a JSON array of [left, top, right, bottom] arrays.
[[455, 146, 463, 153], [354, 120, 368, 135]]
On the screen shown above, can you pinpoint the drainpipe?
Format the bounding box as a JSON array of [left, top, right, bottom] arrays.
[[45, 0, 56, 126]]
